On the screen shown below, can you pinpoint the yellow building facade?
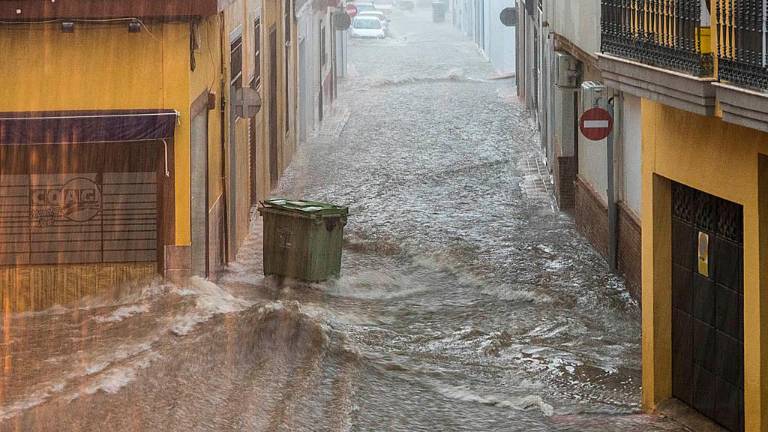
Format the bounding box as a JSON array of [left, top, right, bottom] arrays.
[[0, 0, 299, 311], [598, 1, 768, 430], [641, 101, 768, 431]]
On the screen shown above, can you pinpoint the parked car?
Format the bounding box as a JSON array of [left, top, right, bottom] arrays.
[[350, 16, 386, 39], [358, 11, 390, 35], [359, 10, 389, 23]]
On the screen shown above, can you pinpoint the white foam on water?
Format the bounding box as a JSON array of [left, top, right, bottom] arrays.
[[169, 277, 254, 336], [482, 285, 552, 304], [0, 382, 64, 421], [79, 342, 155, 377], [83, 352, 160, 395], [435, 385, 554, 417], [93, 304, 150, 323], [330, 270, 428, 300]]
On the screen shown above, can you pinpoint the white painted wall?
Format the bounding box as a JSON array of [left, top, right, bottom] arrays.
[[546, 0, 601, 55], [297, 9, 320, 138], [621, 94, 642, 216], [452, 0, 516, 74], [578, 108, 608, 204], [487, 0, 517, 74]]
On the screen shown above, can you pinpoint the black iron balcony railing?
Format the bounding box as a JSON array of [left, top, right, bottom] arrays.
[[601, 0, 714, 77], [716, 0, 768, 90]]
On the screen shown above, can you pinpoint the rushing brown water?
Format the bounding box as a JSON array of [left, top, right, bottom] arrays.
[[0, 8, 688, 432]]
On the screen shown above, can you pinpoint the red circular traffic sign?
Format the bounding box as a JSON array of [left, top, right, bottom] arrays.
[[345, 4, 358, 17], [579, 107, 613, 141]]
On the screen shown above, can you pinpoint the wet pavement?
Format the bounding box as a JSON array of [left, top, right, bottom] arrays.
[[0, 8, 690, 432]]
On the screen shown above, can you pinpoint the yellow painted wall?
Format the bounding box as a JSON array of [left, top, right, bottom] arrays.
[[0, 22, 193, 246], [642, 99, 768, 431]]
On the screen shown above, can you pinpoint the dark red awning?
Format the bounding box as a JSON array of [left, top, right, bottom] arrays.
[[0, 110, 178, 145], [0, 0, 225, 20]]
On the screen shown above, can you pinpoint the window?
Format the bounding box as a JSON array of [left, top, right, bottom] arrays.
[[284, 0, 291, 44], [253, 18, 262, 88], [230, 35, 243, 87], [353, 18, 382, 30], [320, 25, 327, 66]]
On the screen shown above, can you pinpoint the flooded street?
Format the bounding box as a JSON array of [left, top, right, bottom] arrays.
[[1, 9, 687, 432]]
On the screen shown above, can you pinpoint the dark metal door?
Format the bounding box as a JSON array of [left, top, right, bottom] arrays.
[[672, 182, 744, 432], [229, 34, 243, 261], [269, 27, 279, 189]]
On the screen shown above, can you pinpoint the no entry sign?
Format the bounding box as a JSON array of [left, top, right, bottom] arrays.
[[345, 3, 358, 17], [579, 107, 613, 141]]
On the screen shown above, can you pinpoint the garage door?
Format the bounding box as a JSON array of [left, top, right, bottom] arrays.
[[671, 182, 744, 432], [0, 142, 161, 267]]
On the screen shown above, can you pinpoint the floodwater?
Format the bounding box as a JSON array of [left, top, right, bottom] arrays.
[[0, 8, 688, 432]]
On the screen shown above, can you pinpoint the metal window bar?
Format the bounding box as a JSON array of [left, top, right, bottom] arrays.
[[718, 0, 768, 89], [602, 0, 713, 76]]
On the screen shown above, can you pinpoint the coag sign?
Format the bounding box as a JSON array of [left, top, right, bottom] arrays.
[[32, 177, 102, 224]]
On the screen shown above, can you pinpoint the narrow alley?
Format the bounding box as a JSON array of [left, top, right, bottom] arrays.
[[1, 7, 689, 432]]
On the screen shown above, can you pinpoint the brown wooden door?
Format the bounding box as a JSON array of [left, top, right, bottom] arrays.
[[671, 182, 744, 432]]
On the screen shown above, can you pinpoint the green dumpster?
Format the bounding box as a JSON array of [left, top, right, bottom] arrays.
[[258, 199, 348, 282]]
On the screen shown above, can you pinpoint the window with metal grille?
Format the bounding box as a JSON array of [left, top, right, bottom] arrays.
[[231, 35, 243, 87], [716, 0, 768, 89], [253, 18, 262, 89], [600, 0, 713, 77]]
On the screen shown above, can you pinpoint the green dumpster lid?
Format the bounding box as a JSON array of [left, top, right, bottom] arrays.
[[264, 198, 348, 216]]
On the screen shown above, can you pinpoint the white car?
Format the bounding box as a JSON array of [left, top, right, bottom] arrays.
[[358, 11, 390, 35], [350, 16, 386, 39], [359, 10, 389, 23]]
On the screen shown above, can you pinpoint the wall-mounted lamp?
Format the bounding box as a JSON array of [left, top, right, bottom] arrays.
[[128, 20, 142, 33], [60, 21, 75, 33]]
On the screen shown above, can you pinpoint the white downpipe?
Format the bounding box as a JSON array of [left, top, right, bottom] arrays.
[[162, 139, 170, 178]]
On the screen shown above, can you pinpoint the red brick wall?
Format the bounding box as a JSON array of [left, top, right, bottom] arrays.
[[617, 202, 642, 301], [575, 176, 609, 258], [575, 175, 642, 302], [554, 156, 576, 209]]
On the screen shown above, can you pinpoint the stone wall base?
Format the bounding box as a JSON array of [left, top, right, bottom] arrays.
[[0, 263, 157, 312], [575, 175, 642, 301]]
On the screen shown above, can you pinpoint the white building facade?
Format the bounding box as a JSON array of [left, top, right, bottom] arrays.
[[451, 0, 516, 76], [515, 0, 643, 299], [296, 0, 348, 144]]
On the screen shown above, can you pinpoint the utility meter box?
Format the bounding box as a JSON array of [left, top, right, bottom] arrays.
[[581, 81, 608, 112], [554, 51, 580, 88]]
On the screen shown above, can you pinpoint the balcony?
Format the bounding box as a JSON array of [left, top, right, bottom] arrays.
[[713, 0, 768, 132], [598, 0, 717, 116], [599, 0, 768, 131]]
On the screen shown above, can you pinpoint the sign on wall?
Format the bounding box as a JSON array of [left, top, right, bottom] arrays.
[[579, 107, 614, 141], [0, 172, 158, 266]]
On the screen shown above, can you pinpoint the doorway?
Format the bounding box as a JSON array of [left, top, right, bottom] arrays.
[[229, 33, 243, 260], [190, 104, 209, 277], [299, 38, 310, 143], [269, 26, 279, 189], [671, 182, 744, 432]]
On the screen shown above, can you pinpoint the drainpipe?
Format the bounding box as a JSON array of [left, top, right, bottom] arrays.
[[218, 12, 230, 263], [607, 96, 618, 271]]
